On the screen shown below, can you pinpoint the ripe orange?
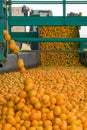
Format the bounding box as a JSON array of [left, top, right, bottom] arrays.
[[3, 30, 8, 35], [20, 67, 26, 74], [34, 102, 41, 110], [19, 126, 26, 130], [44, 120, 52, 127], [30, 112, 39, 121], [17, 58, 24, 69], [47, 111, 54, 120], [16, 102, 25, 110], [23, 120, 30, 128], [18, 90, 27, 98], [24, 78, 32, 85], [4, 34, 11, 41], [54, 106, 62, 116], [44, 125, 52, 130], [31, 120, 39, 126], [2, 123, 12, 130], [7, 115, 16, 125], [28, 127, 36, 130], [13, 45, 19, 54], [36, 126, 43, 130]]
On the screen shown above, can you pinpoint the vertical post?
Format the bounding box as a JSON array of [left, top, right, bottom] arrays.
[[8, 0, 12, 34], [63, 0, 66, 25], [0, 0, 4, 42]]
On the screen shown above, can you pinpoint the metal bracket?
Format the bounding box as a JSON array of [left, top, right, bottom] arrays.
[[6, 1, 12, 5]]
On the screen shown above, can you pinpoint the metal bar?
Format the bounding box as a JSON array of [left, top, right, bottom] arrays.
[[20, 50, 80, 53], [8, 6, 12, 16], [63, 0, 66, 17], [0, 1, 6, 42], [11, 1, 87, 4], [8, 16, 87, 26], [10, 32, 38, 37], [11, 1, 62, 4], [67, 1, 87, 4], [12, 37, 87, 42], [63, 0, 66, 25]]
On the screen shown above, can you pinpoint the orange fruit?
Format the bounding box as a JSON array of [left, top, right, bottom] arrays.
[[3, 30, 8, 35], [34, 102, 41, 110], [18, 90, 27, 98], [54, 106, 62, 116], [4, 34, 11, 41], [9, 41, 16, 51], [16, 102, 25, 110], [19, 126, 26, 130], [17, 58, 24, 69], [7, 115, 16, 125], [30, 112, 39, 121], [20, 67, 26, 73], [2, 123, 12, 130], [21, 112, 28, 120], [31, 120, 39, 126], [13, 45, 19, 54], [29, 127, 36, 130], [36, 126, 43, 130], [11, 127, 16, 130], [23, 120, 30, 128], [29, 96, 38, 105], [54, 118, 62, 126], [44, 120, 52, 127], [24, 78, 32, 85], [47, 111, 54, 120], [24, 82, 33, 92], [60, 121, 67, 130], [44, 125, 52, 130]]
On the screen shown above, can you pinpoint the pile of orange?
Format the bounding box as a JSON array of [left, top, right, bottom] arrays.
[[0, 65, 87, 130], [40, 26, 80, 66]]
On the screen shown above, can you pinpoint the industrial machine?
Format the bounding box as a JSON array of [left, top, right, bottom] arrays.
[[0, 0, 87, 73]]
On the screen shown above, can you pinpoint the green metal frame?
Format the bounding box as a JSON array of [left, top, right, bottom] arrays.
[[1, 0, 87, 66], [0, 0, 7, 62], [8, 0, 87, 45], [8, 16, 87, 26]]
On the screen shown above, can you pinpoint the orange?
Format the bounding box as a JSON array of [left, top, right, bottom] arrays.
[[18, 90, 27, 98], [23, 120, 30, 128], [36, 126, 43, 130], [43, 120, 52, 127], [47, 111, 54, 120], [4, 34, 11, 41], [2, 123, 12, 130], [19, 126, 26, 130], [17, 58, 24, 69], [28, 127, 36, 130], [54, 106, 62, 116], [34, 102, 41, 110], [16, 102, 25, 110], [20, 67, 26, 73], [31, 120, 39, 126], [3, 30, 8, 35], [13, 45, 19, 54], [44, 125, 52, 130], [24, 82, 33, 92], [7, 115, 16, 125]]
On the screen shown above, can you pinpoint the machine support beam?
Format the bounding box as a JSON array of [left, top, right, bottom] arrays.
[[10, 1, 87, 4], [8, 16, 87, 26], [12, 37, 87, 42], [11, 32, 38, 37]]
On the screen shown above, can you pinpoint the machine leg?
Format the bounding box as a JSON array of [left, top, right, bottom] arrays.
[[80, 52, 87, 66]]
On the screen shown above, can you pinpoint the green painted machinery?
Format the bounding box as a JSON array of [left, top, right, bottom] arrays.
[[0, 0, 87, 69]]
